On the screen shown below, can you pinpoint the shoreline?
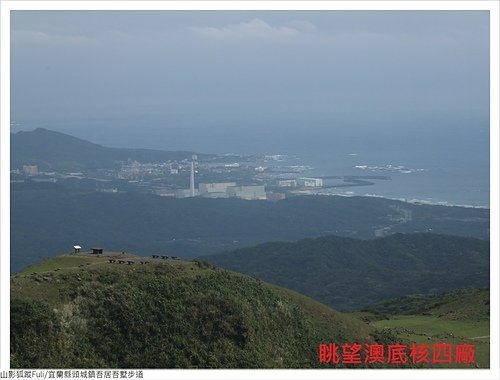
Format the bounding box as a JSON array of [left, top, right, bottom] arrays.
[[301, 190, 490, 210]]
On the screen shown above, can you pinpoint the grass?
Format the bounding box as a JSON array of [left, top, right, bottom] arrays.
[[11, 252, 189, 307], [372, 315, 489, 339], [367, 315, 489, 368], [17, 252, 139, 275], [351, 288, 490, 368], [267, 283, 374, 342], [11, 252, 376, 368], [12, 252, 489, 369]]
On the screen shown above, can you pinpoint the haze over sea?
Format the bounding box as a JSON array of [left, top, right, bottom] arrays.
[[10, 11, 490, 207], [12, 114, 490, 208]]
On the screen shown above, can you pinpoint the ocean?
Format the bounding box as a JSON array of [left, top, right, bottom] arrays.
[[12, 118, 491, 208], [262, 146, 490, 208]]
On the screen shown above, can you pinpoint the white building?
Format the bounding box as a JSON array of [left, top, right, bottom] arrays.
[[298, 177, 323, 187], [23, 165, 38, 176], [278, 179, 297, 187], [227, 185, 266, 200], [199, 182, 236, 198]]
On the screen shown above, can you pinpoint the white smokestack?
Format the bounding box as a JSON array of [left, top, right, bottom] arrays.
[[190, 155, 196, 196]]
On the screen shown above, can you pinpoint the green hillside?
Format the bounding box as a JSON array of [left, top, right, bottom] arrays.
[[360, 288, 490, 320], [11, 252, 376, 369], [203, 233, 489, 311], [11, 128, 204, 170], [351, 289, 490, 368], [11, 190, 489, 273]]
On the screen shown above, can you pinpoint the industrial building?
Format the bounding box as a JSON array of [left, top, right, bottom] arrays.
[[227, 185, 266, 200], [199, 182, 236, 198], [298, 177, 323, 187], [278, 179, 297, 187], [23, 165, 38, 176], [173, 155, 267, 200]]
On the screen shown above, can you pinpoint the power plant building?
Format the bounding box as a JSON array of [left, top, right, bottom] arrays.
[[174, 155, 266, 200], [298, 177, 323, 187], [278, 179, 297, 187], [227, 185, 266, 200], [23, 165, 39, 176], [199, 182, 236, 198]]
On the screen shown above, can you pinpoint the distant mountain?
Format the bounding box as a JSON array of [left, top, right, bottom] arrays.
[[10, 190, 489, 273], [11, 128, 205, 170], [202, 233, 489, 311], [11, 253, 375, 368]]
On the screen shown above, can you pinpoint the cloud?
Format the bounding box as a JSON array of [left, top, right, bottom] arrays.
[[189, 18, 315, 40], [11, 29, 96, 46], [287, 20, 318, 34]]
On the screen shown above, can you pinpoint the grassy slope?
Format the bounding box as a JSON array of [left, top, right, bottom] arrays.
[[360, 288, 490, 320], [11, 252, 374, 369], [369, 317, 489, 368], [350, 289, 490, 368]]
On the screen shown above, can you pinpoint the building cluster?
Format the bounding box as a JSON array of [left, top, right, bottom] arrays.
[[116, 160, 180, 180], [175, 155, 268, 200], [11, 165, 58, 183], [177, 181, 267, 200], [13, 154, 325, 202], [277, 177, 323, 188], [22, 165, 39, 176]]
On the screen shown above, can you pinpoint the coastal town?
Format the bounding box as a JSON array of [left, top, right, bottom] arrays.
[[11, 153, 395, 201], [11, 154, 338, 200]]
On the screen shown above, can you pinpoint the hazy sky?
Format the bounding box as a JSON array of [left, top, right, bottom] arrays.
[[10, 11, 489, 154]]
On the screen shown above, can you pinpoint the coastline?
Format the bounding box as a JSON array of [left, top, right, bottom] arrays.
[[295, 190, 490, 210]]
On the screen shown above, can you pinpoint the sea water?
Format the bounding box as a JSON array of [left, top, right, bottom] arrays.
[[14, 118, 490, 208], [280, 149, 490, 208]]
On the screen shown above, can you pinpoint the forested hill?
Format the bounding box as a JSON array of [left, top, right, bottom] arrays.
[[203, 233, 489, 311], [11, 128, 206, 170], [11, 190, 489, 273]]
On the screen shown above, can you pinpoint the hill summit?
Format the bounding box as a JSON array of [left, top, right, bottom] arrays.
[[11, 128, 201, 170], [11, 251, 374, 368]]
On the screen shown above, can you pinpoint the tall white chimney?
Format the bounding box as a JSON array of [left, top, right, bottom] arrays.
[[190, 155, 196, 196]]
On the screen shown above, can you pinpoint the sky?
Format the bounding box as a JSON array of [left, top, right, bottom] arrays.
[[10, 11, 490, 155]]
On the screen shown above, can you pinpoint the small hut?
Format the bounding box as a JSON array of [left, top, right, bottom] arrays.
[[73, 245, 81, 254], [92, 248, 103, 255]]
